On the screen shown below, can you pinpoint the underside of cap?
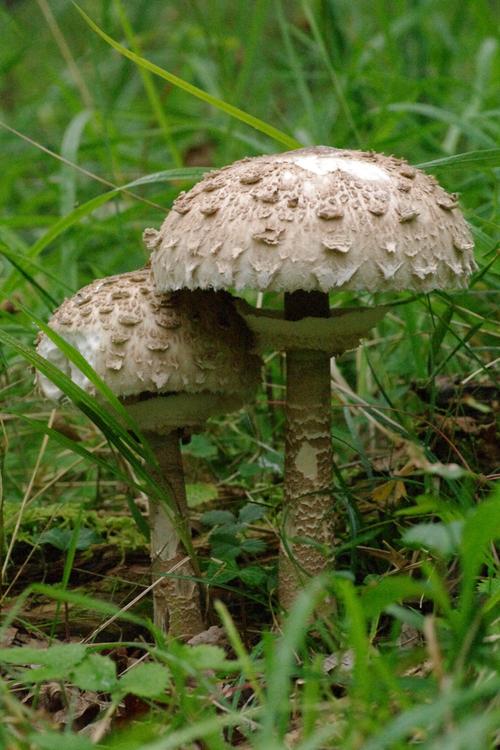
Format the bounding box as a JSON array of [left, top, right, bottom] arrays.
[[235, 299, 387, 354], [148, 146, 476, 294], [36, 269, 261, 413], [124, 391, 251, 433]]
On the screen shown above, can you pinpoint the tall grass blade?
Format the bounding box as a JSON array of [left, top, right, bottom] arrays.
[[417, 148, 500, 170], [73, 3, 302, 150], [0, 167, 206, 298], [258, 576, 327, 745]]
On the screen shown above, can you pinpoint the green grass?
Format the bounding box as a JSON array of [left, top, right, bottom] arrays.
[[0, 1, 499, 748]]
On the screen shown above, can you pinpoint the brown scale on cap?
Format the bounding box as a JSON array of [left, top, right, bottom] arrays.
[[145, 146, 476, 295]]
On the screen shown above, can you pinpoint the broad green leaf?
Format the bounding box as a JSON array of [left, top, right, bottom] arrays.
[[37, 526, 102, 551], [238, 462, 262, 480], [0, 643, 86, 668], [403, 521, 464, 557], [240, 538, 267, 555], [239, 502, 267, 525], [186, 482, 219, 508], [205, 565, 240, 585], [239, 566, 267, 587], [210, 538, 241, 560], [200, 510, 236, 527], [72, 653, 117, 692], [360, 576, 430, 619], [180, 644, 230, 671], [185, 434, 218, 459], [118, 662, 170, 698]]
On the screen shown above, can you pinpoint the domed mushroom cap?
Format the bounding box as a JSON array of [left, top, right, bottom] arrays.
[[36, 269, 261, 431], [146, 146, 476, 294]]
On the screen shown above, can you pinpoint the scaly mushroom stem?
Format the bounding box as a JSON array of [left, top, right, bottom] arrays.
[[145, 429, 205, 638], [279, 291, 334, 610]]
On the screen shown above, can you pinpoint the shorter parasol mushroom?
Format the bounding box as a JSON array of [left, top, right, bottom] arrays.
[[36, 268, 261, 639]]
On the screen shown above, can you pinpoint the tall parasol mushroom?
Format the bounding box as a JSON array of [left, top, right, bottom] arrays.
[[144, 146, 476, 609]]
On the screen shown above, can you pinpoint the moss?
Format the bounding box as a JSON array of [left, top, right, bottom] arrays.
[[4, 502, 146, 551]]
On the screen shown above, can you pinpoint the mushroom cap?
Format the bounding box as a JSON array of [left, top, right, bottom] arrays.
[[36, 269, 261, 430], [146, 146, 476, 295]]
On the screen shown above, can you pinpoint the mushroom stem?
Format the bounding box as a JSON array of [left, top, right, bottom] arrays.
[[279, 291, 334, 609], [145, 429, 205, 638]]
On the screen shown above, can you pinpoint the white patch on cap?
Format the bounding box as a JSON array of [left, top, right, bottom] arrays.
[[289, 154, 390, 181], [37, 329, 102, 400]]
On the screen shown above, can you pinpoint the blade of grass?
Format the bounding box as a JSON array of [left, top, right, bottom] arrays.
[[60, 110, 92, 216], [455, 489, 500, 648], [442, 37, 498, 154], [275, 0, 316, 141], [0, 120, 165, 209], [73, 3, 302, 150], [1, 409, 55, 583], [362, 678, 500, 750], [386, 102, 496, 148], [113, 0, 182, 167], [334, 578, 372, 702], [417, 147, 500, 170], [0, 323, 201, 554], [23, 309, 139, 432], [59, 109, 93, 291], [258, 575, 327, 744], [35, 0, 93, 108], [0, 166, 206, 298], [300, 0, 362, 147], [14, 417, 145, 499], [0, 326, 156, 488], [49, 507, 83, 640], [118, 710, 260, 750], [428, 321, 483, 381], [215, 601, 264, 702], [0, 246, 58, 309], [0, 241, 75, 295]]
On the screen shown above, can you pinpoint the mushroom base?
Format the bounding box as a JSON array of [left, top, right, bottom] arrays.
[[146, 430, 205, 639]]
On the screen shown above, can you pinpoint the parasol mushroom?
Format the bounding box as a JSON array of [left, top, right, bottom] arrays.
[[144, 145, 476, 609], [36, 268, 261, 637]]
